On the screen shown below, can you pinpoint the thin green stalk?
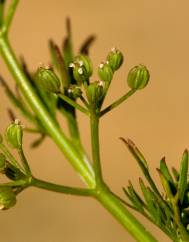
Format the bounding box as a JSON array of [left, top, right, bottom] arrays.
[[0, 36, 95, 188], [58, 94, 89, 115], [0, 179, 28, 187], [0, 142, 23, 170], [90, 112, 103, 184], [31, 177, 95, 196], [24, 127, 43, 133], [100, 89, 136, 117], [80, 96, 89, 108], [18, 148, 31, 175]]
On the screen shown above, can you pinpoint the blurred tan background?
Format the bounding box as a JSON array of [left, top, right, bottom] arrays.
[[0, 0, 188, 241]]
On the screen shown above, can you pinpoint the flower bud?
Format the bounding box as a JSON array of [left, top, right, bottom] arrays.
[[35, 66, 61, 93], [70, 55, 93, 85], [86, 81, 104, 105], [107, 47, 123, 71], [0, 187, 16, 210], [67, 85, 82, 99], [0, 153, 6, 172], [127, 64, 150, 90], [6, 120, 23, 149], [98, 62, 113, 83]]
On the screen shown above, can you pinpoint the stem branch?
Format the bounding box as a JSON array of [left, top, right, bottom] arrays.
[[100, 89, 136, 117], [0, 36, 95, 188], [31, 178, 95, 196], [58, 94, 89, 115]]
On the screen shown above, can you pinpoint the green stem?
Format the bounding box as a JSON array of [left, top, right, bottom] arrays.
[[59, 107, 93, 175], [100, 89, 136, 117], [96, 184, 158, 242], [24, 127, 42, 133], [0, 36, 95, 188], [31, 177, 95, 196], [1, 0, 19, 35], [58, 94, 89, 115], [0, 179, 28, 187], [90, 112, 102, 184], [80, 96, 89, 108], [18, 148, 31, 175]]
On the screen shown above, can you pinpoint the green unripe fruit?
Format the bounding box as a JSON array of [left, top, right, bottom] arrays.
[[74, 55, 93, 77], [67, 85, 82, 99], [107, 47, 123, 71], [6, 120, 23, 149], [127, 64, 150, 90], [98, 62, 113, 83], [0, 187, 16, 210], [70, 55, 93, 85], [72, 64, 88, 85], [86, 81, 104, 105], [0, 153, 6, 172], [35, 67, 61, 93]]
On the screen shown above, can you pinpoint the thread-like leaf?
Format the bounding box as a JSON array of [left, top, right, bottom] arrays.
[[80, 35, 96, 55], [127, 180, 145, 212], [160, 157, 174, 185], [157, 168, 173, 200], [120, 137, 162, 197], [139, 178, 157, 217], [30, 134, 45, 148], [121, 138, 148, 169], [172, 167, 179, 182], [62, 18, 74, 67], [178, 150, 188, 204], [49, 40, 69, 87], [0, 76, 34, 120]]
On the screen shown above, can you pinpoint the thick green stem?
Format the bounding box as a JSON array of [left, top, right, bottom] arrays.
[[0, 36, 95, 188], [90, 112, 103, 184], [96, 184, 158, 242]]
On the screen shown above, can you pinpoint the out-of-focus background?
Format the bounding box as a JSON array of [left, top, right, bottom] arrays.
[[0, 0, 188, 241]]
